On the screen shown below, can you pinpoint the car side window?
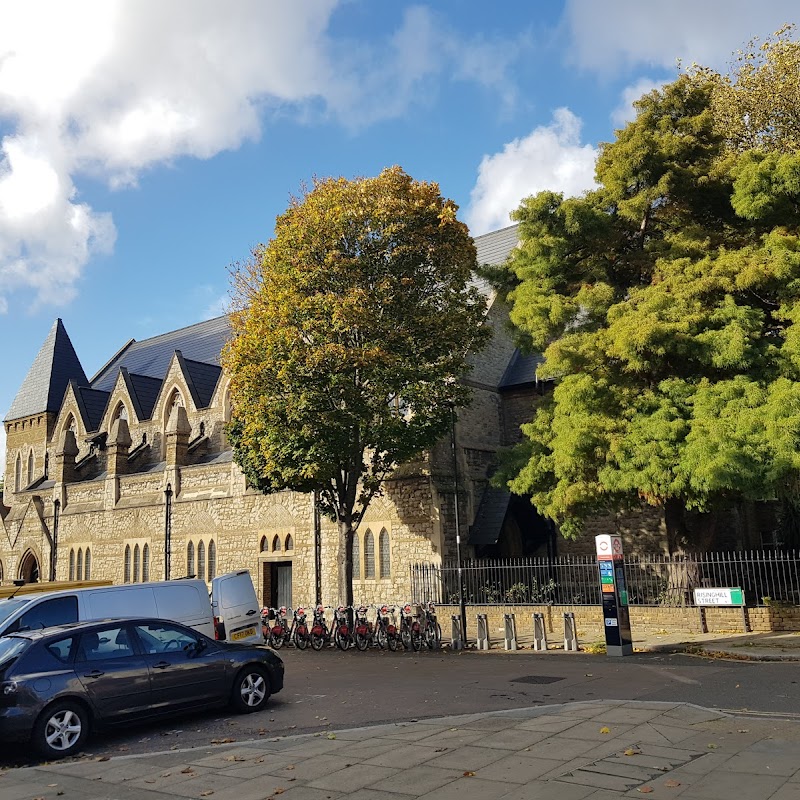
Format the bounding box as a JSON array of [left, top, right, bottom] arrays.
[[13, 596, 79, 632], [133, 622, 200, 654], [45, 635, 77, 663], [77, 626, 135, 662]]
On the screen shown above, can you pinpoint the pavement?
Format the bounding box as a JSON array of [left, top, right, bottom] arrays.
[[2, 628, 800, 799], [5, 699, 800, 800]]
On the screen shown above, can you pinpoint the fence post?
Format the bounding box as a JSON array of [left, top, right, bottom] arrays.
[[504, 613, 518, 650], [532, 612, 548, 651], [450, 615, 463, 650], [563, 612, 578, 651], [476, 614, 490, 650]]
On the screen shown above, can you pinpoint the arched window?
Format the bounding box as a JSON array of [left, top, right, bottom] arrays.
[[364, 530, 375, 579], [124, 545, 131, 583], [14, 453, 21, 492], [133, 544, 141, 583], [27, 450, 34, 485], [43, 452, 49, 479], [166, 389, 183, 424], [69, 549, 76, 581], [352, 533, 361, 580], [187, 541, 195, 577], [379, 529, 390, 578], [0, 560, 4, 584], [260, 536, 267, 553], [76, 548, 83, 581], [208, 540, 216, 581], [84, 548, 91, 580], [115, 403, 128, 422], [66, 415, 77, 435], [285, 534, 294, 551], [198, 541, 205, 582], [142, 544, 150, 582], [272, 535, 281, 552]]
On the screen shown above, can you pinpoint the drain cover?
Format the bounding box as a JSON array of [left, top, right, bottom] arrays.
[[511, 675, 564, 684]]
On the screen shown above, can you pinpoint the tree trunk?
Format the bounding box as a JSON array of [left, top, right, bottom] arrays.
[[664, 497, 687, 556], [337, 516, 354, 610]]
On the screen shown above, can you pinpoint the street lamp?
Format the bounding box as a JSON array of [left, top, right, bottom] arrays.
[[451, 404, 467, 644]]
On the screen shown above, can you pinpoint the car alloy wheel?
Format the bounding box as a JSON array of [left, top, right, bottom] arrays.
[[34, 700, 89, 758], [232, 667, 270, 712]]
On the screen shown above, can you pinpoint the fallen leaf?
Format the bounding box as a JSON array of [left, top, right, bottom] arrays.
[[57, 793, 64, 797], [47, 784, 59, 788], [624, 748, 642, 756], [463, 771, 475, 777], [327, 734, 337, 740], [145, 779, 156, 784], [286, 765, 295, 770], [181, 767, 194, 774], [161, 772, 172, 778], [211, 738, 235, 744], [274, 790, 285, 795], [637, 787, 654, 794], [664, 779, 681, 787], [600, 727, 611, 734], [585, 673, 593, 677], [97, 756, 110, 762], [434, 747, 447, 752], [737, 729, 749, 733], [224, 755, 245, 762], [707, 743, 718, 749], [200, 792, 214, 797]]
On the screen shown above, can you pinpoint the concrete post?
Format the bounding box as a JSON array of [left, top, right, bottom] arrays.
[[476, 614, 490, 650], [450, 615, 463, 650], [563, 612, 578, 651], [532, 612, 548, 651], [504, 613, 518, 651]]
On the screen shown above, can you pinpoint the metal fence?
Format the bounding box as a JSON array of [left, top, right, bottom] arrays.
[[410, 550, 800, 608]]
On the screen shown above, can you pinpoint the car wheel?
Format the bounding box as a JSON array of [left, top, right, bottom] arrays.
[[231, 666, 270, 713], [33, 700, 90, 759]]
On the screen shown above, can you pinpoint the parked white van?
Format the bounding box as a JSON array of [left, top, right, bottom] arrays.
[[0, 571, 263, 645]]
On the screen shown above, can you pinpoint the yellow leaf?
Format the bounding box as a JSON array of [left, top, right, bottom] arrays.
[[624, 748, 642, 756], [638, 787, 654, 794], [600, 726, 611, 734], [463, 771, 475, 777]]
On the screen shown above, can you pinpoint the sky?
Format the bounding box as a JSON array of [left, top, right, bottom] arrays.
[[1, 0, 798, 475]]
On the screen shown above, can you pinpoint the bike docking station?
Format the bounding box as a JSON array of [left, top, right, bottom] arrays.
[[532, 612, 548, 651], [596, 533, 633, 656], [476, 613, 490, 650], [563, 612, 578, 651], [503, 613, 518, 650], [450, 615, 464, 650]]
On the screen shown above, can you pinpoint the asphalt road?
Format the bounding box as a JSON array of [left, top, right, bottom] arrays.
[[3, 646, 800, 766]]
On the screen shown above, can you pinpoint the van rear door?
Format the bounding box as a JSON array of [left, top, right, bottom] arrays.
[[211, 571, 261, 644]]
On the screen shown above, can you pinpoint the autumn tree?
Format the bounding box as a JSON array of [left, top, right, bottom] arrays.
[[223, 167, 488, 605], [493, 70, 800, 553]]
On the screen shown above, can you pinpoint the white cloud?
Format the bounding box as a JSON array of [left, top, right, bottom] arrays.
[[0, 2, 523, 312], [611, 79, 666, 128], [466, 108, 598, 236], [564, 0, 799, 72]]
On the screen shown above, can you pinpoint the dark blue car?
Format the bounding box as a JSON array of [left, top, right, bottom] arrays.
[[0, 617, 284, 759]]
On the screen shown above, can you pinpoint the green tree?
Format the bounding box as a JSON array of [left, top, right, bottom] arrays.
[[223, 167, 488, 605], [494, 74, 800, 552]]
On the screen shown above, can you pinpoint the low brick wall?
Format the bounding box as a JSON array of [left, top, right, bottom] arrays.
[[435, 602, 800, 646]]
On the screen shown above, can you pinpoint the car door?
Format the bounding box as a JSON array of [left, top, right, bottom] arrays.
[[211, 571, 261, 643], [75, 624, 152, 721], [131, 621, 226, 710]]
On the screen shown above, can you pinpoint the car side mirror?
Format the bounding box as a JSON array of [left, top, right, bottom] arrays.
[[187, 639, 207, 656]]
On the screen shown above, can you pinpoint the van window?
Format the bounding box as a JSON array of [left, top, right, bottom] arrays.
[[0, 598, 37, 630], [10, 596, 78, 633]]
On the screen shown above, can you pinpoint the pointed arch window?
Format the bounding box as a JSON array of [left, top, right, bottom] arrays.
[[208, 540, 216, 581], [285, 534, 294, 551], [364, 530, 375, 579], [84, 548, 91, 581], [66, 416, 77, 435], [197, 541, 205, 582], [352, 533, 361, 580], [272, 535, 281, 552], [115, 403, 128, 422], [27, 450, 34, 485], [133, 544, 141, 583], [379, 529, 390, 578], [124, 545, 131, 583], [260, 536, 268, 553], [43, 452, 49, 480], [76, 548, 83, 581], [14, 453, 21, 492], [142, 544, 150, 582], [69, 549, 76, 581], [187, 541, 195, 577]]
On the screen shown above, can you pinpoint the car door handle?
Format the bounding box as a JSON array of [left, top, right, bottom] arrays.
[[246, 609, 257, 616], [83, 670, 105, 678], [153, 661, 171, 669]]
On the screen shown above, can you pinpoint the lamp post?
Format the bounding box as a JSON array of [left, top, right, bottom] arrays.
[[451, 404, 467, 643]]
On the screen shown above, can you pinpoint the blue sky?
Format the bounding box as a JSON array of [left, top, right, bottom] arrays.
[[1, 0, 798, 473]]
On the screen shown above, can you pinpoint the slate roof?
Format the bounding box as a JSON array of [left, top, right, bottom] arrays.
[[179, 355, 223, 410], [76, 386, 111, 432], [122, 370, 163, 421], [499, 350, 545, 389], [91, 316, 231, 393], [6, 319, 88, 421], [474, 224, 519, 267], [469, 486, 511, 546]]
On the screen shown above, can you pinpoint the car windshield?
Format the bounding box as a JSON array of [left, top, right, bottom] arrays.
[[0, 637, 31, 672], [0, 598, 35, 628]]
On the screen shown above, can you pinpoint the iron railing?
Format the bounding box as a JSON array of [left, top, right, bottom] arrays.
[[411, 550, 800, 607]]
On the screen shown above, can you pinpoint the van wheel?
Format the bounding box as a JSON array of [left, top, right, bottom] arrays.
[[231, 666, 270, 713], [33, 700, 90, 759]]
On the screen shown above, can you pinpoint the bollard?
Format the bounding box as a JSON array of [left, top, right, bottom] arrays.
[[503, 613, 518, 651], [563, 612, 578, 651], [532, 612, 548, 651], [450, 615, 463, 651], [476, 614, 490, 650]]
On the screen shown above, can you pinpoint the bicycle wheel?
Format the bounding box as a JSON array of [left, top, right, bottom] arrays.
[[376, 627, 388, 650], [354, 629, 370, 651], [335, 629, 349, 651], [294, 626, 309, 650], [387, 632, 398, 651], [269, 630, 284, 649], [411, 626, 423, 651], [426, 622, 442, 650], [400, 626, 412, 651]]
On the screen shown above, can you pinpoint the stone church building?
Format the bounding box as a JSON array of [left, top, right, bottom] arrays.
[[0, 226, 563, 608]]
